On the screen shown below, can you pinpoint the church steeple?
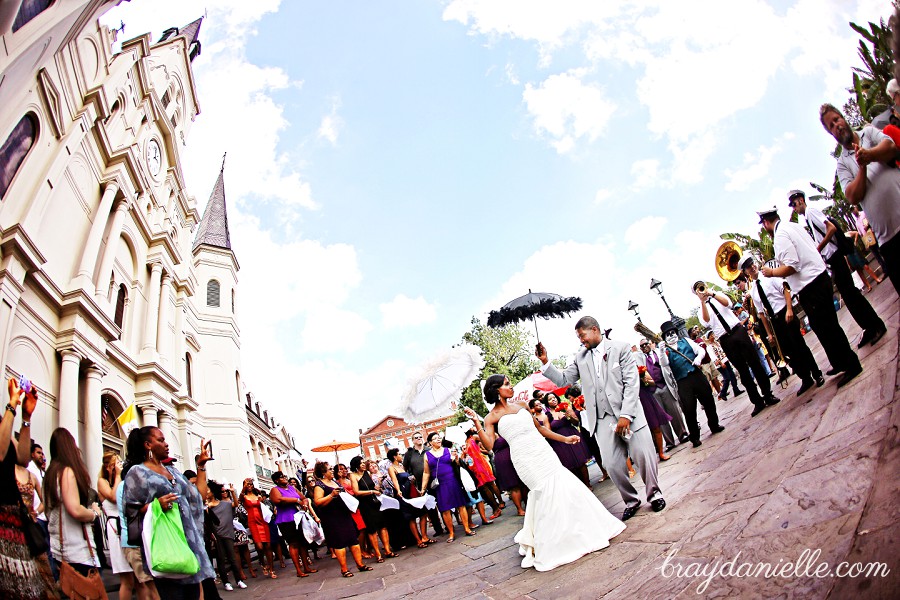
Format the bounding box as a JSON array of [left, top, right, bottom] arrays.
[[158, 16, 203, 61], [193, 156, 232, 252]]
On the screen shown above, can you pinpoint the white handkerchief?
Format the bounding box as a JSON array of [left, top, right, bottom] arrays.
[[339, 492, 359, 513], [378, 495, 400, 511], [611, 361, 619, 369], [406, 494, 437, 511]]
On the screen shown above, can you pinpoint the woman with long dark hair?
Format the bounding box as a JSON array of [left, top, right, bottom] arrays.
[[312, 461, 371, 578], [463, 374, 625, 571], [206, 481, 246, 591], [239, 478, 275, 578], [122, 427, 214, 600], [44, 428, 104, 577], [98, 451, 139, 599]]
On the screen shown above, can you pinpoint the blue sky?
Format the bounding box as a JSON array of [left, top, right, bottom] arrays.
[[102, 0, 888, 461]]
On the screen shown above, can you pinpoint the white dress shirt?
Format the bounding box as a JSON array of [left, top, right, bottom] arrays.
[[773, 220, 827, 293], [748, 274, 789, 316], [26, 461, 46, 521], [698, 295, 740, 338], [803, 206, 837, 260]]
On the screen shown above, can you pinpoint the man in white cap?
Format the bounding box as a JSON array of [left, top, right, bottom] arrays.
[[741, 255, 824, 397], [788, 189, 886, 348], [759, 207, 862, 387]]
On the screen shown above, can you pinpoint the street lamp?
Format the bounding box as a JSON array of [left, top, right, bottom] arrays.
[[627, 300, 641, 322], [650, 278, 688, 337]]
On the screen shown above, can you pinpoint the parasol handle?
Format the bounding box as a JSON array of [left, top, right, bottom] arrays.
[[532, 315, 540, 344]]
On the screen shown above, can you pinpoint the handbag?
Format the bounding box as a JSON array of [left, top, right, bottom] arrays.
[[57, 506, 108, 600], [863, 229, 877, 248], [428, 453, 441, 491], [17, 493, 48, 557]]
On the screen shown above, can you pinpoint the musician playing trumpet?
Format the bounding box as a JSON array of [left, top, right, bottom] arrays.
[[740, 257, 825, 397], [694, 281, 780, 417]]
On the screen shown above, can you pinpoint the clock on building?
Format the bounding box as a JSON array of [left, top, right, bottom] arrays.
[[146, 138, 162, 176], [386, 419, 394, 427]]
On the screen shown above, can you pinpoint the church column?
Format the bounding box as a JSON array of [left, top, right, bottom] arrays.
[[141, 405, 158, 428], [156, 273, 172, 367], [157, 412, 177, 461], [93, 198, 131, 300], [73, 181, 119, 293], [174, 292, 185, 390], [57, 350, 82, 435], [83, 365, 105, 473], [141, 262, 162, 354]]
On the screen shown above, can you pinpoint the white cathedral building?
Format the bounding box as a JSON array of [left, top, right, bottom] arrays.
[[0, 0, 301, 486]]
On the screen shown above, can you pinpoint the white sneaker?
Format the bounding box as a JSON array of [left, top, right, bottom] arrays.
[[237, 581, 248, 589], [224, 583, 234, 591]]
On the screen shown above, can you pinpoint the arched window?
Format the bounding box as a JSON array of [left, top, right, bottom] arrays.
[[206, 279, 220, 307], [12, 0, 54, 33], [235, 371, 241, 406], [185, 353, 193, 397], [114, 284, 127, 330], [0, 114, 38, 200]]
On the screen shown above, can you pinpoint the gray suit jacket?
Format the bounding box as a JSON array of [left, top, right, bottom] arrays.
[[543, 339, 646, 436]]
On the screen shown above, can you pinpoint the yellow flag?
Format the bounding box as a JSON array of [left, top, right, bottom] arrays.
[[117, 403, 139, 435]]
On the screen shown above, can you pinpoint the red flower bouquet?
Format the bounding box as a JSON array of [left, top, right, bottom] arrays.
[[572, 395, 585, 411]]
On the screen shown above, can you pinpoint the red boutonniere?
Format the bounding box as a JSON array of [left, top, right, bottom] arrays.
[[603, 352, 608, 362], [572, 396, 585, 411], [638, 365, 652, 387]]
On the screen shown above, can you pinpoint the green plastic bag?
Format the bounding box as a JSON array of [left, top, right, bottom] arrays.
[[144, 499, 200, 576]]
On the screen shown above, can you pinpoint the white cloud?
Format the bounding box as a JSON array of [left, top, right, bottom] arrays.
[[380, 294, 438, 329], [724, 132, 796, 192], [522, 70, 616, 154], [446, 0, 885, 181], [624, 216, 667, 250], [630, 158, 661, 191], [300, 307, 372, 353], [594, 188, 612, 204], [317, 96, 343, 146]]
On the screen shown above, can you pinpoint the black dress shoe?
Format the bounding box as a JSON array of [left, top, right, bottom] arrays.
[[679, 433, 690, 443], [868, 328, 887, 347], [621, 505, 640, 521], [856, 329, 875, 349], [650, 498, 666, 512], [815, 375, 825, 387], [837, 365, 863, 388], [826, 367, 844, 376], [691, 440, 702, 448], [665, 444, 677, 452], [751, 404, 767, 417], [796, 379, 815, 396], [734, 388, 746, 396], [710, 425, 725, 434], [765, 395, 780, 406]]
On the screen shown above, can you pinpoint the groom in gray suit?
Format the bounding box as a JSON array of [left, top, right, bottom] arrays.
[[537, 316, 665, 520]]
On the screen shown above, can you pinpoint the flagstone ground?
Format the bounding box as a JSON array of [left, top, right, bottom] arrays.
[[106, 283, 899, 599]]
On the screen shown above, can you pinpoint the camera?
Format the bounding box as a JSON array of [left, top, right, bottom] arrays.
[[19, 375, 32, 394]]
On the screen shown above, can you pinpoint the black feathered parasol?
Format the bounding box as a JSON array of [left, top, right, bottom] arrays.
[[487, 290, 583, 342]]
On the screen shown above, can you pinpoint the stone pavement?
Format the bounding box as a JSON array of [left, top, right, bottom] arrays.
[[230, 284, 898, 599]]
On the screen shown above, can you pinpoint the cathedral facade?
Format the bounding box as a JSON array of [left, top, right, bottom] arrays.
[[0, 0, 300, 485]]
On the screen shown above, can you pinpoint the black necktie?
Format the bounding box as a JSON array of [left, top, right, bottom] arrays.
[[756, 280, 777, 318], [707, 300, 733, 335]]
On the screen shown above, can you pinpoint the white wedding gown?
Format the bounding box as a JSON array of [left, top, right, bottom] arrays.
[[500, 409, 626, 571]]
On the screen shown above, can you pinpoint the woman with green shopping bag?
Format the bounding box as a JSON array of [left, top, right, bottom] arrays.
[[122, 427, 214, 600]]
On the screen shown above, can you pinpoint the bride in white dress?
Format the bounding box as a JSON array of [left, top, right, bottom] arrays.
[[464, 374, 625, 571]]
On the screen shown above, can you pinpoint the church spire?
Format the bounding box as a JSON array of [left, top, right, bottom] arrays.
[[193, 156, 232, 252]]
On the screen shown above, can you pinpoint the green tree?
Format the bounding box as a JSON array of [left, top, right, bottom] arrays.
[[453, 317, 541, 420], [843, 19, 895, 126]]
